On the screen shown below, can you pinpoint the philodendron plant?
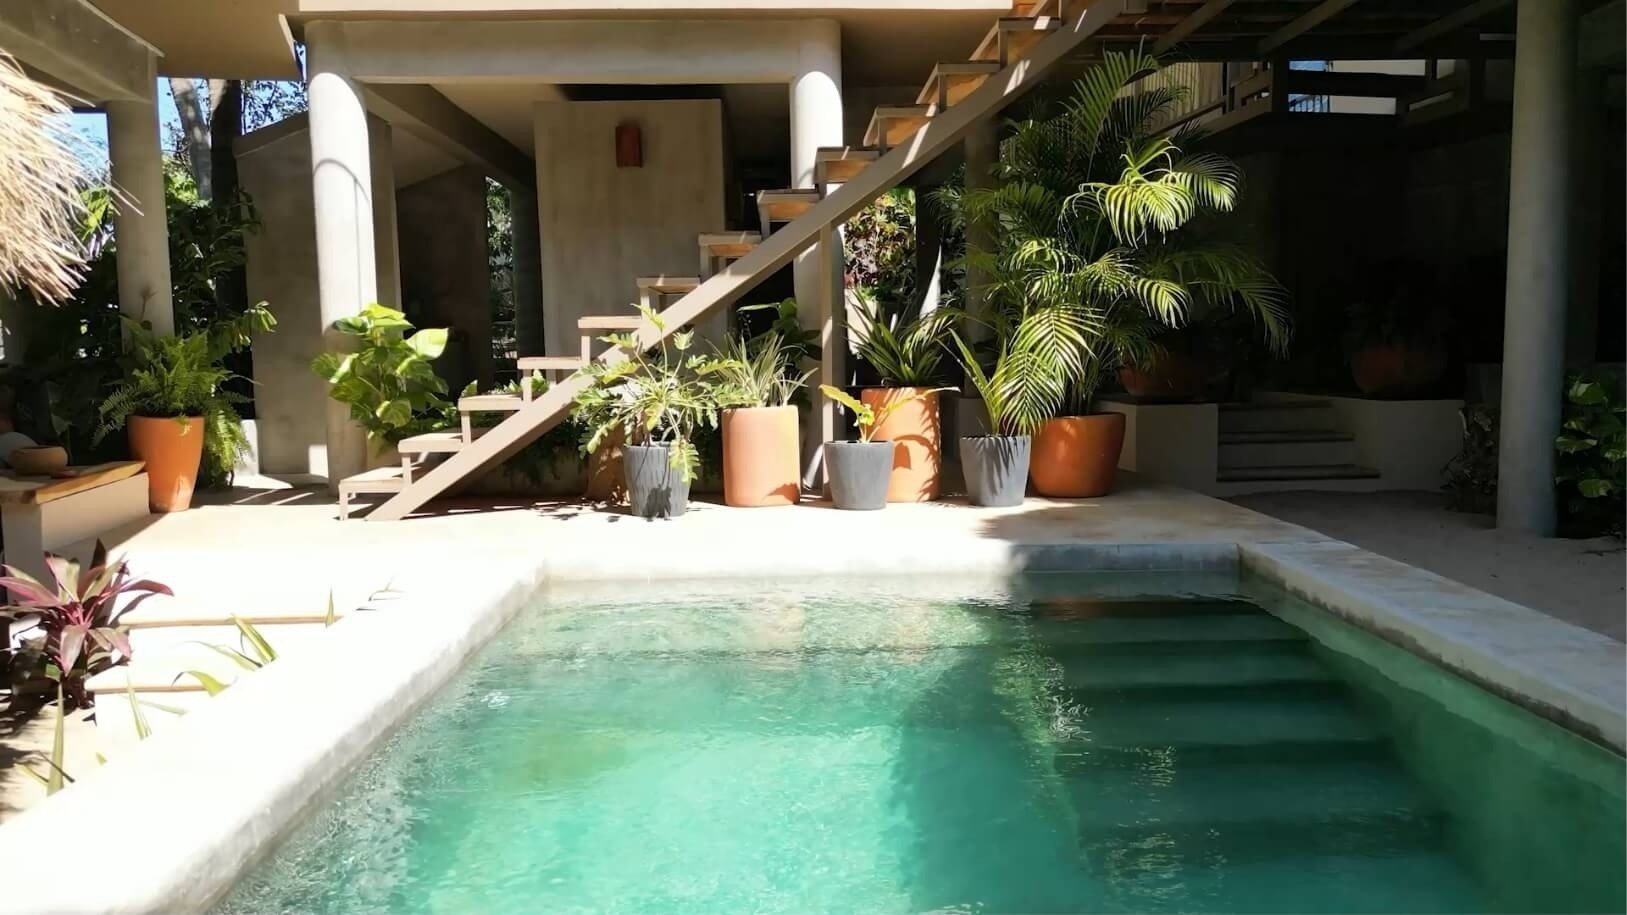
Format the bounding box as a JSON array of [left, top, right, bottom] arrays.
[[311, 304, 452, 445], [573, 304, 718, 483]]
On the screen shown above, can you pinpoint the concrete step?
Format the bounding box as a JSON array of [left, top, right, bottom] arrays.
[[1064, 694, 1382, 752], [1059, 645, 1337, 694], [1031, 612, 1306, 648], [1218, 431, 1357, 468], [1218, 399, 1340, 433], [1218, 463, 1381, 483], [917, 61, 1001, 109], [971, 16, 1060, 66], [755, 189, 821, 233], [814, 146, 880, 188], [863, 104, 936, 149]]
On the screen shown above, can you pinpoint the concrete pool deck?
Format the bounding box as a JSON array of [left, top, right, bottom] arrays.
[[0, 478, 1621, 911]]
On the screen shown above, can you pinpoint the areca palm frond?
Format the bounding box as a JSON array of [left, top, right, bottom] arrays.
[[943, 49, 1290, 411]]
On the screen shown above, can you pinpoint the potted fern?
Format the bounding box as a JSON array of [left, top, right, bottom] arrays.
[[943, 51, 1288, 498], [820, 384, 945, 511], [708, 333, 813, 507], [574, 306, 717, 518], [849, 290, 954, 502], [97, 308, 273, 512]]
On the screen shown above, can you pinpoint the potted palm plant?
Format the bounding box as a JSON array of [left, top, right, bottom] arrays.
[[820, 384, 945, 511], [708, 333, 813, 507], [942, 50, 1289, 498], [849, 290, 954, 502], [97, 308, 273, 512], [948, 331, 1059, 507], [574, 306, 717, 518]]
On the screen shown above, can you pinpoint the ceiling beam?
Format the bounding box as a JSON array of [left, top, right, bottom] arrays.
[[363, 83, 535, 191], [1153, 0, 1237, 55], [1395, 0, 1513, 52], [1258, 0, 1362, 55]]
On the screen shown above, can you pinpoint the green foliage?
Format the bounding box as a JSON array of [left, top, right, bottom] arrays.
[[949, 330, 1057, 437], [573, 305, 719, 483], [737, 298, 820, 366], [470, 376, 588, 487], [311, 304, 453, 445], [843, 189, 917, 306], [95, 306, 274, 486], [819, 384, 948, 444], [938, 50, 1288, 416], [1555, 373, 1625, 538], [849, 290, 954, 386], [706, 333, 813, 409], [1444, 405, 1499, 514]]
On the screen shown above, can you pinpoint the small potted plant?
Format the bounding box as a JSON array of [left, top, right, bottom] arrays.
[[849, 291, 954, 502], [97, 309, 273, 512], [708, 332, 813, 507], [1344, 261, 1449, 397], [820, 384, 944, 511], [948, 332, 1051, 507], [574, 306, 716, 518]]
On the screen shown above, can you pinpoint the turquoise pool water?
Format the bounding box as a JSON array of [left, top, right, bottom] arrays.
[[221, 574, 1625, 914]]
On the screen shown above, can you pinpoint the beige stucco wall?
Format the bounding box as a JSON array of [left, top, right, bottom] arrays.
[[534, 99, 726, 355], [397, 166, 492, 392]]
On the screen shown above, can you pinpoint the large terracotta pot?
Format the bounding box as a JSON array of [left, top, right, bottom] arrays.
[[860, 387, 941, 502], [128, 415, 205, 512], [722, 405, 800, 507], [1029, 413, 1127, 498], [1351, 343, 1447, 396]]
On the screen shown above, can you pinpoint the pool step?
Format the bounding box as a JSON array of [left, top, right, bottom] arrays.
[[1032, 612, 1305, 647], [1057, 644, 1338, 693], [1063, 757, 1434, 832], [1065, 695, 1383, 752], [1024, 596, 1264, 621]]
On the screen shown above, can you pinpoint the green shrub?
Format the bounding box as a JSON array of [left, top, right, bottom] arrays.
[[311, 304, 452, 446], [1443, 405, 1499, 514], [1555, 373, 1625, 539]]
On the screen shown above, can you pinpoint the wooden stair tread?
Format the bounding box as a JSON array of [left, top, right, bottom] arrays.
[[815, 146, 881, 185], [458, 393, 525, 412], [578, 315, 644, 330], [864, 104, 936, 148], [636, 275, 701, 294], [698, 231, 762, 257], [972, 16, 1060, 63], [756, 188, 822, 226], [1012, 0, 1063, 16], [516, 356, 586, 372], [918, 61, 1002, 107]]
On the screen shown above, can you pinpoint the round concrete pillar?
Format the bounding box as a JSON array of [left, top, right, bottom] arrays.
[[105, 96, 174, 335], [789, 19, 845, 485], [307, 35, 378, 486], [962, 119, 998, 327], [511, 188, 545, 357], [1496, 0, 1578, 536]]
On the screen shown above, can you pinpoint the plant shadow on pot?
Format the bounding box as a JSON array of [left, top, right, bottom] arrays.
[[622, 444, 691, 519], [824, 440, 894, 510], [960, 435, 1031, 507]]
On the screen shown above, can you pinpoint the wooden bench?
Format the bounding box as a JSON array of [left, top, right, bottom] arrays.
[[0, 461, 150, 582]]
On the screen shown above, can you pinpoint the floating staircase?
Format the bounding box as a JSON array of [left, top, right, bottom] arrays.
[[353, 0, 1129, 521], [1214, 400, 1381, 495]]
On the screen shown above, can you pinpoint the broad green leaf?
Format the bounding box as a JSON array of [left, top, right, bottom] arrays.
[[408, 328, 449, 359], [1578, 478, 1614, 498], [375, 398, 412, 428]]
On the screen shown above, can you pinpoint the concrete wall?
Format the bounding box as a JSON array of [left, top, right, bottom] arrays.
[[237, 115, 401, 479], [397, 166, 492, 392], [534, 99, 726, 354]]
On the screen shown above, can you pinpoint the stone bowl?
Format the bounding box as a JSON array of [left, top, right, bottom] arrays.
[[9, 445, 68, 476]]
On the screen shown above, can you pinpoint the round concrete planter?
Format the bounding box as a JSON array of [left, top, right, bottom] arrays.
[[960, 435, 1031, 507], [622, 443, 691, 518], [824, 440, 893, 511]]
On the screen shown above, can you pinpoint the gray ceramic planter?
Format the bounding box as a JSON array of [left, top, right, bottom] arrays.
[[824, 440, 893, 510], [623, 443, 691, 518], [960, 435, 1031, 507]]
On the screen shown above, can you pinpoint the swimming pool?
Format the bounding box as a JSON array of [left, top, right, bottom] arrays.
[[220, 573, 1625, 913]]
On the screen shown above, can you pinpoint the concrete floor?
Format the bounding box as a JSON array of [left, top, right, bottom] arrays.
[[1231, 490, 1625, 642]]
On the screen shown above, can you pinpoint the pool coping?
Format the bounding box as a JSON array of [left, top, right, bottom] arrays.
[[0, 537, 1619, 913]]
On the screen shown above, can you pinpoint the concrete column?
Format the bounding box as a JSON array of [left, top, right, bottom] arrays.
[[913, 185, 945, 315], [307, 32, 377, 486], [511, 187, 545, 356], [1565, 64, 1604, 362], [790, 20, 844, 484], [105, 96, 174, 335], [962, 120, 998, 326], [369, 118, 402, 308], [1496, 0, 1578, 535]]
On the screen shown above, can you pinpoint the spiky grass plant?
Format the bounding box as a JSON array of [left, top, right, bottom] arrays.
[[939, 50, 1290, 418], [849, 289, 955, 387], [706, 333, 814, 409], [0, 52, 94, 303]]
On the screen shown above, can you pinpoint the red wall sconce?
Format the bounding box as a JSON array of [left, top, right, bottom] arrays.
[[615, 122, 643, 168]]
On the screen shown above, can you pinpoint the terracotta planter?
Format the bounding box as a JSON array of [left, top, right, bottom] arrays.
[[860, 387, 941, 502], [722, 405, 800, 507], [1119, 351, 1208, 401], [128, 415, 205, 512], [1029, 413, 1126, 498], [1351, 343, 1447, 396]]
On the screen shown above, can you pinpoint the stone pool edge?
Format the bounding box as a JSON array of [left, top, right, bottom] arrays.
[[0, 537, 1619, 914]]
